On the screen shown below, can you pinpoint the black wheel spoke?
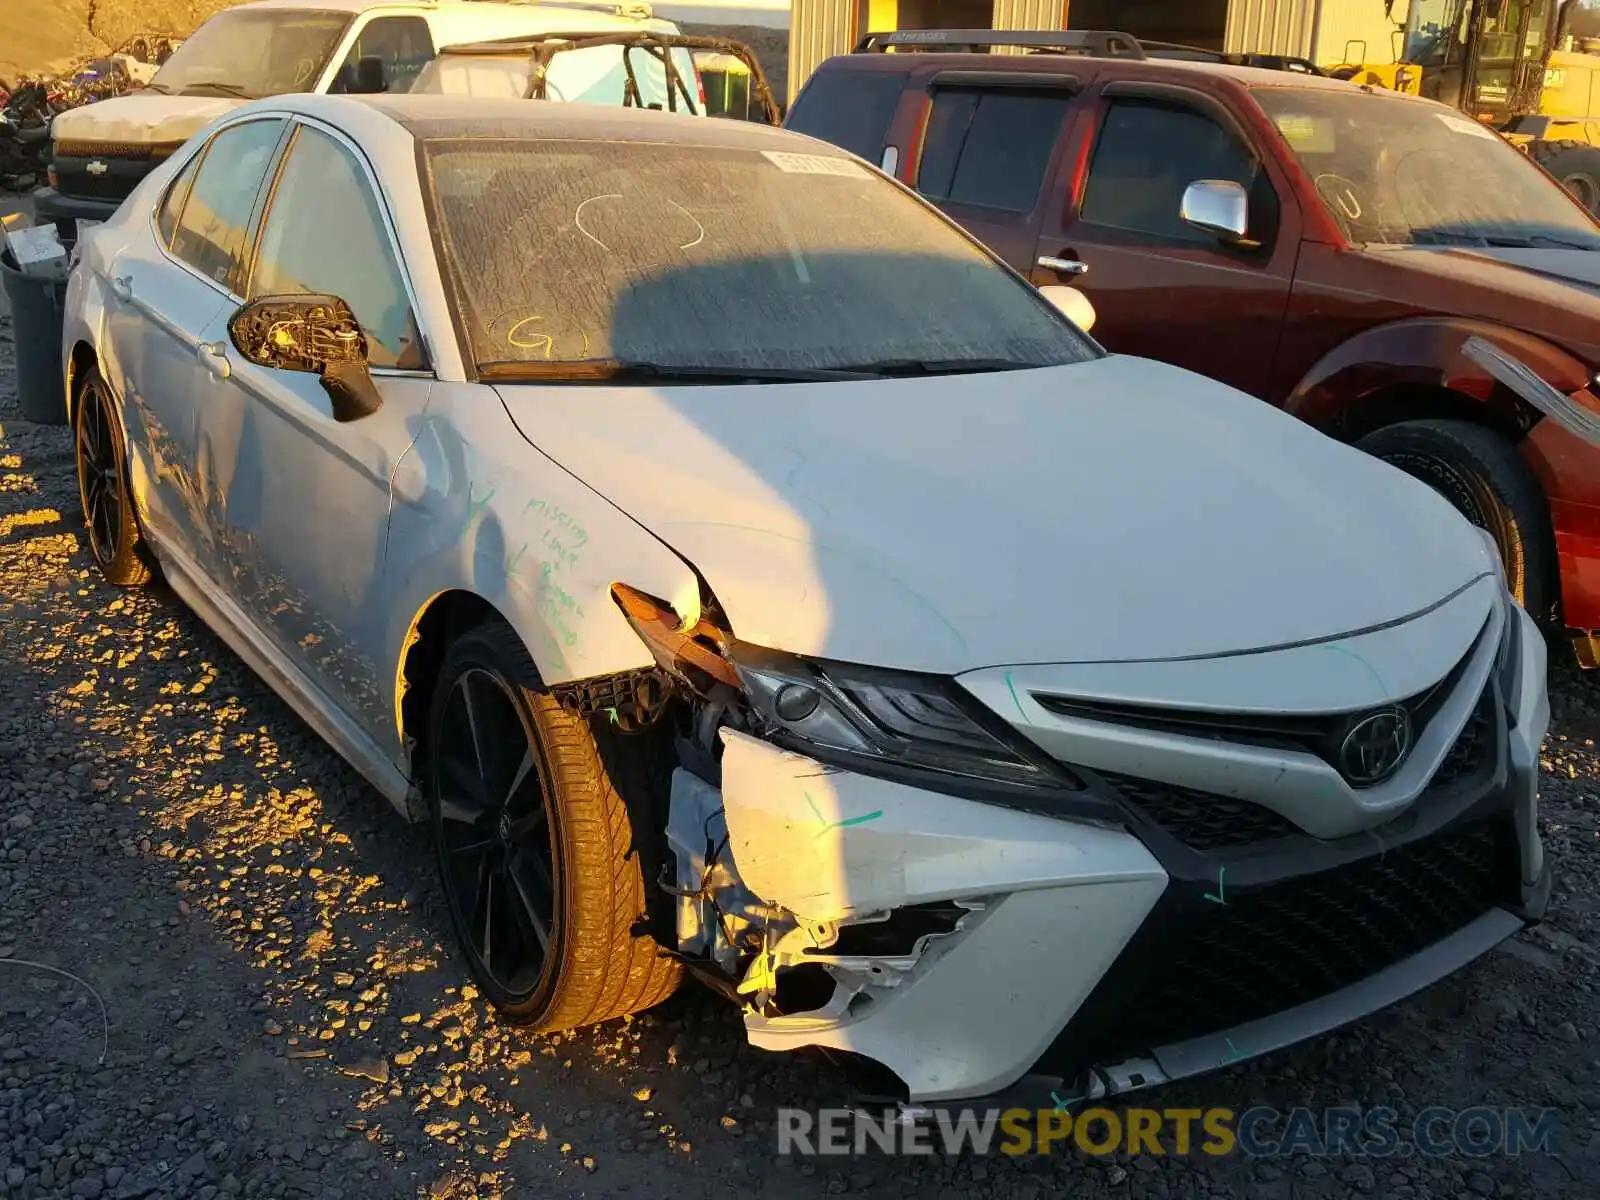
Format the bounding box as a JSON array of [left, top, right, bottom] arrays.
[[447, 837, 495, 859], [459, 673, 490, 778], [507, 807, 547, 841], [503, 746, 536, 809], [520, 845, 554, 894], [472, 855, 496, 969], [506, 859, 551, 953], [436, 755, 491, 826]]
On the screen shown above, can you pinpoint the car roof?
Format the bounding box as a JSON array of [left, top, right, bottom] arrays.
[[828, 46, 1433, 101], [288, 91, 825, 149]]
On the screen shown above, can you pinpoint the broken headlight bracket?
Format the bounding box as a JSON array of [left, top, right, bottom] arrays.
[[549, 665, 677, 732], [610, 582, 1124, 822]]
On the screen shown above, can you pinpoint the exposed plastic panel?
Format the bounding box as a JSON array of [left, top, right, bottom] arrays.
[[717, 729, 1164, 922]]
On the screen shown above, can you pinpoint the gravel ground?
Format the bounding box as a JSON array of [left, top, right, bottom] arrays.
[[1, 258, 1599, 1198]]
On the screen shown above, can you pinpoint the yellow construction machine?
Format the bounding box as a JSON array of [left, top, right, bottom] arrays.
[[1325, 0, 1600, 210]]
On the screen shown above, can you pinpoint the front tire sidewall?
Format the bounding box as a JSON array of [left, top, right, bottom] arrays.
[[1358, 420, 1554, 626]]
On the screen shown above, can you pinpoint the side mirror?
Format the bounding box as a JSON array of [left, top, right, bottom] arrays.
[[227, 294, 383, 422], [352, 55, 388, 94], [1039, 284, 1096, 334], [1180, 179, 1252, 245]]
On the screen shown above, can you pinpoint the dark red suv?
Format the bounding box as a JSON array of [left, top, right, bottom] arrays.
[[786, 29, 1600, 665]]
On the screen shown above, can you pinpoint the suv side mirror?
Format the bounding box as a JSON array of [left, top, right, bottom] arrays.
[[228, 294, 384, 422], [352, 55, 389, 94], [1180, 179, 1252, 245]]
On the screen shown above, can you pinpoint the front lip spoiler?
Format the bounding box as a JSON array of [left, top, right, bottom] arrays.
[[880, 897, 1540, 1121]]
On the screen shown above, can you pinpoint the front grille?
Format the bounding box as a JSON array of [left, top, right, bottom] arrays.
[[1102, 772, 1302, 851], [54, 162, 148, 202], [53, 139, 180, 160], [1074, 818, 1518, 1064], [1034, 631, 1483, 787], [1103, 687, 1497, 853], [1432, 695, 1494, 789]]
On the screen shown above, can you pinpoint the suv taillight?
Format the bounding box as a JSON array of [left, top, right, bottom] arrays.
[[47, 164, 58, 189]]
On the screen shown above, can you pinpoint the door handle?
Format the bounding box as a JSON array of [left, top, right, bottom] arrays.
[[196, 341, 232, 380], [109, 274, 133, 302], [1037, 255, 1089, 276]]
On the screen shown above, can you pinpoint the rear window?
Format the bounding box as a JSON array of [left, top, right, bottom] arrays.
[[784, 67, 904, 161], [414, 44, 701, 111], [421, 137, 1095, 376]]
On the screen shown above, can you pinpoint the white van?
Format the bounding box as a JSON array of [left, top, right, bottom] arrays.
[[37, 0, 702, 241]]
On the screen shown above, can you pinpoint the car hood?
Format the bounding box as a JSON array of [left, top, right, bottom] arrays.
[[1364, 243, 1600, 312], [494, 355, 1494, 674], [50, 93, 244, 147]]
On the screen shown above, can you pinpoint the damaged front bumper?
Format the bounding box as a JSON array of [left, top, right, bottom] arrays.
[[677, 603, 1550, 1109]]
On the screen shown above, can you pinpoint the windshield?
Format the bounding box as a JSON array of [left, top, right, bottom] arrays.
[[421, 138, 1096, 377], [149, 9, 353, 99], [1252, 87, 1600, 250]]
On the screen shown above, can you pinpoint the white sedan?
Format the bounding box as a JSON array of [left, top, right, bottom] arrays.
[[62, 92, 1551, 1111]]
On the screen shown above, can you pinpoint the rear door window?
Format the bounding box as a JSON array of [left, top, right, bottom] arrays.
[[916, 88, 1074, 213], [156, 151, 202, 248], [169, 119, 286, 291], [784, 68, 904, 161]]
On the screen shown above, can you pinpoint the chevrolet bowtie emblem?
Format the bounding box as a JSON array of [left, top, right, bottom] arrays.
[[86, 160, 109, 176]]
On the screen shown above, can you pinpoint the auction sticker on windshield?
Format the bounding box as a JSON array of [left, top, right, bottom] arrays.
[[760, 150, 869, 177], [1436, 112, 1499, 140]]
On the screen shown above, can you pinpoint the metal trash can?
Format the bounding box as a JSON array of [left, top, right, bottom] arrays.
[[0, 247, 69, 425]]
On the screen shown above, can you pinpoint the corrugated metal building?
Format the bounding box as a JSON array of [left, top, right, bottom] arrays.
[[787, 0, 1405, 104]]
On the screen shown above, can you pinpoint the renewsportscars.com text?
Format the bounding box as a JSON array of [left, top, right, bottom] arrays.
[[777, 1105, 1561, 1158]]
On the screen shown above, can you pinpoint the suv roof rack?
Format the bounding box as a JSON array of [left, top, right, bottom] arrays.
[[1140, 39, 1326, 75], [853, 29, 1146, 59]]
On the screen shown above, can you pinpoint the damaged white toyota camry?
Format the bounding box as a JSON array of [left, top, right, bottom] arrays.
[[62, 92, 1551, 1111]]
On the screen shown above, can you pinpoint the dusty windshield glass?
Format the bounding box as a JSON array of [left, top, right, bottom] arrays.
[[421, 138, 1096, 376], [1252, 87, 1600, 249], [149, 10, 353, 99]]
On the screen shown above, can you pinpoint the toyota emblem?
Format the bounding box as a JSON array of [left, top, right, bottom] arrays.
[[1338, 707, 1413, 785]]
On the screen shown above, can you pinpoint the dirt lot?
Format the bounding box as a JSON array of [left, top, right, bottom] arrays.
[[2, 235, 1599, 1198], [0, 1, 228, 85]]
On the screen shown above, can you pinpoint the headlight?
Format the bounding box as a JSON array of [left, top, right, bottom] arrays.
[[729, 643, 1072, 791]]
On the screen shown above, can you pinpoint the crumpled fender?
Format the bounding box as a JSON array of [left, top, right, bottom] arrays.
[[1283, 316, 1590, 436]]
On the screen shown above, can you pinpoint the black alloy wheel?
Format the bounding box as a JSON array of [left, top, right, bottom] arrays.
[[432, 665, 560, 1003], [73, 367, 152, 587]]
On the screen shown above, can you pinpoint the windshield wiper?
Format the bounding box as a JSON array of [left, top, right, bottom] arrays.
[[179, 81, 256, 99], [1413, 228, 1600, 252], [478, 359, 878, 384], [1482, 233, 1600, 251], [827, 357, 1046, 377], [138, 81, 172, 94]]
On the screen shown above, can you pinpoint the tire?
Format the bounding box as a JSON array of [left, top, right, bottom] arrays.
[[1357, 419, 1555, 624], [1534, 141, 1600, 214], [425, 620, 681, 1029], [73, 367, 153, 587]]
